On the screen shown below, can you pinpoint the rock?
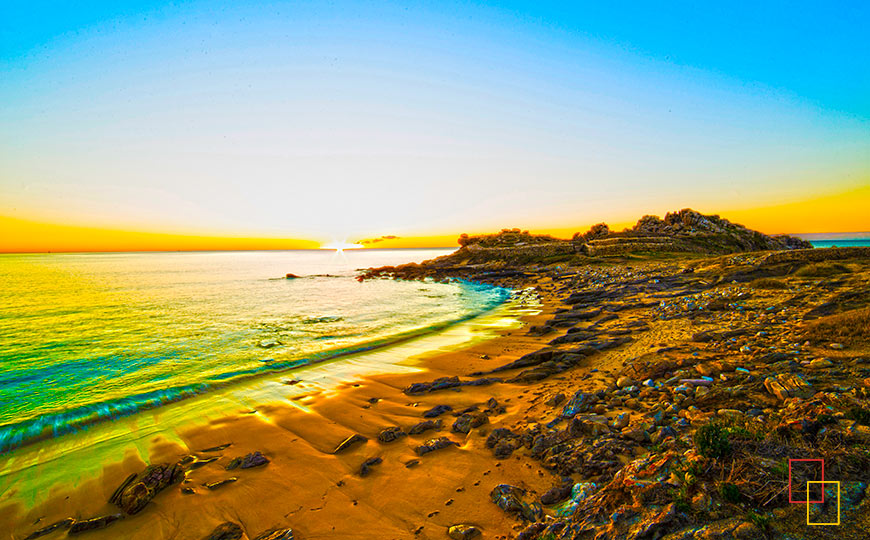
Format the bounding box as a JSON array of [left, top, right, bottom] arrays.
[[203, 477, 238, 490], [540, 479, 573, 505], [613, 413, 630, 430], [624, 428, 650, 443], [493, 440, 515, 459], [408, 419, 442, 435], [616, 376, 635, 389], [258, 339, 281, 348], [253, 528, 294, 540], [359, 457, 383, 477], [285, 273, 300, 279], [829, 342, 845, 350], [546, 393, 566, 407], [808, 358, 834, 369], [447, 524, 481, 539], [377, 427, 407, 443], [490, 484, 542, 521], [486, 428, 515, 448], [201, 443, 232, 452], [226, 451, 269, 470], [333, 433, 368, 453], [415, 437, 459, 456], [181, 486, 196, 494], [452, 411, 489, 434], [422, 404, 453, 418], [734, 522, 761, 539], [561, 390, 596, 417], [68, 515, 122, 535], [111, 461, 185, 515], [25, 518, 75, 539], [203, 522, 244, 540]]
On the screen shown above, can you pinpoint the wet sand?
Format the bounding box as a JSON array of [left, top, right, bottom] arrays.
[[3, 284, 580, 539]]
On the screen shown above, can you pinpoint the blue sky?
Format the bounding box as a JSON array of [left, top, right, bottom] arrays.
[[1, 1, 868, 241]]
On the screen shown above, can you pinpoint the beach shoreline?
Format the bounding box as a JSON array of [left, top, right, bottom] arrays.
[[5, 246, 870, 540], [2, 281, 554, 540]]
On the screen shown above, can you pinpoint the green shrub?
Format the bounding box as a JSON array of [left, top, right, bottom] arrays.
[[694, 422, 732, 458], [720, 482, 742, 503]]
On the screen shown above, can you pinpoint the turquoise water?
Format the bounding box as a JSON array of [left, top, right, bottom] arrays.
[[808, 239, 870, 248], [0, 249, 509, 454]]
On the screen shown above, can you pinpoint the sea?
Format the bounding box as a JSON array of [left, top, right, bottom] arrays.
[[0, 249, 512, 456]]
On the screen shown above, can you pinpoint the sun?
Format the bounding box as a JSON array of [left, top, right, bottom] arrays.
[[320, 240, 364, 252]]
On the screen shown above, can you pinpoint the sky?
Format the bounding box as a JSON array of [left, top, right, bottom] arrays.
[[1, 1, 868, 251]]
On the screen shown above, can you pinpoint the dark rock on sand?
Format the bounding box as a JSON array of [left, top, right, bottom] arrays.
[[110, 461, 185, 514], [486, 428, 516, 448], [359, 457, 383, 477], [377, 427, 407, 443], [68, 514, 122, 535], [226, 451, 269, 470], [203, 477, 238, 490], [422, 404, 453, 418], [490, 484, 542, 521], [408, 419, 442, 435], [203, 522, 244, 540], [415, 437, 459, 456], [447, 524, 481, 539], [333, 433, 368, 453], [24, 518, 75, 540], [404, 376, 502, 395], [253, 528, 295, 540], [190, 456, 220, 469], [201, 443, 232, 452], [452, 411, 489, 434], [540, 478, 573, 505]]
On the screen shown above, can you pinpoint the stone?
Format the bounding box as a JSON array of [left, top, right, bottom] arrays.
[[617, 376, 635, 389], [333, 433, 368, 453], [408, 419, 442, 435], [734, 522, 761, 539], [203, 477, 238, 490], [829, 343, 845, 350], [415, 437, 459, 456], [808, 358, 833, 369], [422, 404, 453, 418], [203, 522, 244, 540], [447, 524, 481, 539], [546, 393, 566, 407], [226, 451, 269, 470], [490, 484, 542, 521], [493, 440, 515, 459], [485, 428, 515, 448], [452, 411, 489, 434], [24, 518, 75, 540], [540, 480, 573, 505], [111, 461, 185, 515], [68, 515, 123, 535], [377, 427, 407, 443], [253, 528, 295, 540], [359, 457, 383, 477], [613, 413, 630, 429]]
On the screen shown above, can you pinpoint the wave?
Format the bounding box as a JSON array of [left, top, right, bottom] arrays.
[[0, 281, 510, 455]]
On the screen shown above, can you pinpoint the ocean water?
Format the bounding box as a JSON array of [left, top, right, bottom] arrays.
[[0, 249, 510, 455], [808, 238, 870, 248]]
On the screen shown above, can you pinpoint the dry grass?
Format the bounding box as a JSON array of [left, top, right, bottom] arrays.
[[804, 307, 870, 344], [794, 262, 852, 277], [751, 277, 788, 289]]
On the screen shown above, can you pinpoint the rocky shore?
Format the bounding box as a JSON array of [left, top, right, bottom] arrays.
[[8, 211, 870, 540]]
